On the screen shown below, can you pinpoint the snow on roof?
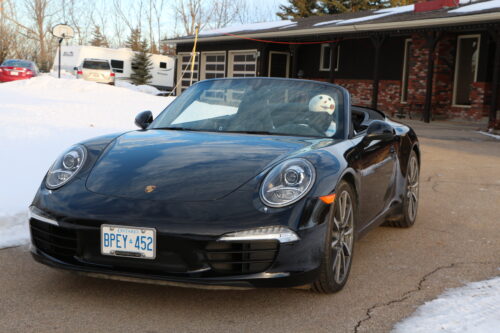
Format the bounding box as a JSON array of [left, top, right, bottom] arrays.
[[168, 0, 500, 43], [313, 19, 344, 27], [451, 0, 500, 13], [337, 4, 414, 25], [199, 20, 294, 36]]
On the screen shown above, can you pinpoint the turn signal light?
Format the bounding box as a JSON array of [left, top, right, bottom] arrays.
[[319, 193, 336, 205]]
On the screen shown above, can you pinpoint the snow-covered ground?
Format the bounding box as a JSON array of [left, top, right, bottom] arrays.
[[393, 275, 500, 333], [0, 76, 174, 248]]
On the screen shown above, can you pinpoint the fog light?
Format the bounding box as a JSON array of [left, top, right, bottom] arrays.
[[218, 226, 299, 243]]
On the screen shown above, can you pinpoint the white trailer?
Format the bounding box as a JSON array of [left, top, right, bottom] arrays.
[[52, 45, 175, 90]]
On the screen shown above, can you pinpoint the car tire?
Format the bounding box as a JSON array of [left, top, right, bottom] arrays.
[[312, 180, 356, 293], [385, 150, 419, 228]]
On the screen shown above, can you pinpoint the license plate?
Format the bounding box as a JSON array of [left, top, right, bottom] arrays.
[[101, 225, 156, 259], [10, 71, 18, 76]]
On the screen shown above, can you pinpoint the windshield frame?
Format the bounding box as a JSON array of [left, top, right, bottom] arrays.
[[151, 77, 351, 140]]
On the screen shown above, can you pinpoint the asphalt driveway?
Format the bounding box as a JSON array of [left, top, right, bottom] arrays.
[[0, 119, 499, 333]]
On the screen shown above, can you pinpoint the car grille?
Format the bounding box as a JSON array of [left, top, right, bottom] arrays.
[[205, 241, 279, 275], [30, 219, 78, 259]]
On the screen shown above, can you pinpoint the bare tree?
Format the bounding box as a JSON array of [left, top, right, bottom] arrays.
[[66, 0, 95, 45], [152, 0, 166, 53], [174, 0, 209, 36], [209, 0, 242, 29]]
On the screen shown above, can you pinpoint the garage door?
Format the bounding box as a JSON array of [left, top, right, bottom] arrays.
[[228, 51, 257, 78], [177, 52, 199, 94], [201, 52, 226, 80]]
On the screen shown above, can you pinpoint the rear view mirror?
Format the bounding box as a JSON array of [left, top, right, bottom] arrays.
[[363, 120, 394, 144], [135, 111, 153, 130]]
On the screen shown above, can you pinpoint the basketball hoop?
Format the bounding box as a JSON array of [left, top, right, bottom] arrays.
[[52, 24, 74, 39], [52, 24, 74, 79]]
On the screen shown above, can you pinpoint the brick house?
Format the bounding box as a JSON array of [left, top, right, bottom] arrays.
[[166, 0, 500, 128]]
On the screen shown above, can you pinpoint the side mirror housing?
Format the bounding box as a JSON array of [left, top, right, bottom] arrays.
[[73, 66, 78, 71], [363, 120, 395, 144], [135, 111, 153, 129]]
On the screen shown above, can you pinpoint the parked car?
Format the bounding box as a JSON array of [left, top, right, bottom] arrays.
[[0, 59, 38, 82], [29, 78, 420, 293], [76, 58, 115, 84]]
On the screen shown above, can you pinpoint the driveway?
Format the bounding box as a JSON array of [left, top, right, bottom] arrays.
[[1, 120, 499, 333]]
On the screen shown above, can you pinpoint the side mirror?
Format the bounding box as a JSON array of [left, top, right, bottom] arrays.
[[363, 120, 395, 144], [135, 111, 153, 129], [73, 67, 78, 71]]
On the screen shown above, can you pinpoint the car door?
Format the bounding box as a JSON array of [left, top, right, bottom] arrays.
[[352, 121, 397, 228]]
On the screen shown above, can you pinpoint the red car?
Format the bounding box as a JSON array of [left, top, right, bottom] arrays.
[[0, 59, 39, 82]]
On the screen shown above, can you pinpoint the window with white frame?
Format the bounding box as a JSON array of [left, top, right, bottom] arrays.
[[201, 52, 226, 80], [228, 51, 257, 77], [401, 39, 412, 103], [177, 52, 199, 94], [319, 43, 340, 72], [453, 35, 480, 107]]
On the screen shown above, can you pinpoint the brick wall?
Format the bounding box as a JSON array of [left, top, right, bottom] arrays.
[[305, 31, 499, 127]]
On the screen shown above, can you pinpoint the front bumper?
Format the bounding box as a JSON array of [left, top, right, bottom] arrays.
[[29, 212, 327, 288]]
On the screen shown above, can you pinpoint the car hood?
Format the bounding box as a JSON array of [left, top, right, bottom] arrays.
[[86, 130, 323, 202]]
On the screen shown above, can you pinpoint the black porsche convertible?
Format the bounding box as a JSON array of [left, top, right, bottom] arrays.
[[29, 78, 420, 293]]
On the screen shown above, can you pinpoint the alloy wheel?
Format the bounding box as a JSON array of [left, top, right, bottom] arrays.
[[331, 190, 354, 284], [407, 155, 419, 222]]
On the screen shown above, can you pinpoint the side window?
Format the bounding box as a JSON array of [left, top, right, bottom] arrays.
[[111, 60, 124, 73], [159, 62, 167, 69]]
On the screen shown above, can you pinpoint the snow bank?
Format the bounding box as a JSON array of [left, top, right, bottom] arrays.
[[115, 80, 162, 95], [0, 76, 174, 248], [393, 276, 500, 333]]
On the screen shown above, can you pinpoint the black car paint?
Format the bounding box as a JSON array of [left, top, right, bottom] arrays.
[[30, 79, 419, 288]]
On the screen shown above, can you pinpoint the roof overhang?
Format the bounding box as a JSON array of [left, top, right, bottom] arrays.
[[166, 12, 500, 44]]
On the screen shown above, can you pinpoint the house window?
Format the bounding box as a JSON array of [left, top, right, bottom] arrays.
[[159, 62, 167, 69], [177, 52, 199, 94], [401, 39, 412, 103], [228, 51, 257, 77], [111, 60, 124, 73], [319, 44, 340, 72], [453, 35, 480, 107], [201, 52, 226, 80]]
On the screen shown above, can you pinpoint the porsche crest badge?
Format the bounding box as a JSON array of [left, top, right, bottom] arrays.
[[145, 185, 157, 193]]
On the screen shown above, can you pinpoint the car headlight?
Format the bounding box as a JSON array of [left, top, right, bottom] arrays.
[[260, 158, 316, 208], [45, 144, 87, 189]]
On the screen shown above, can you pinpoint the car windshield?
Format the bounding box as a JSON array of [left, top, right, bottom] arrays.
[[151, 78, 346, 138], [1, 60, 32, 68], [83, 60, 110, 70]]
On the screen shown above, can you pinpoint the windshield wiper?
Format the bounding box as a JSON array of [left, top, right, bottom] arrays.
[[154, 127, 201, 131], [223, 130, 275, 135]]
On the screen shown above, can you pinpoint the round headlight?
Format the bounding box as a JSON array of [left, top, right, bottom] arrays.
[[260, 158, 316, 208], [45, 145, 87, 189]]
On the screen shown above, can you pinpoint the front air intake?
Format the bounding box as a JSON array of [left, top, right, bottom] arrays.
[[205, 240, 279, 275]]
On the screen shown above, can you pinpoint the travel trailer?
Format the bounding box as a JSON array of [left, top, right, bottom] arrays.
[[52, 45, 175, 90]]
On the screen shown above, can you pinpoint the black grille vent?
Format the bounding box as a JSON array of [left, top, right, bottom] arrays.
[[30, 219, 77, 258], [205, 241, 279, 275]]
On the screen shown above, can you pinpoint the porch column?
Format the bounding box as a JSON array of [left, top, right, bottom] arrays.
[[371, 35, 385, 109], [489, 28, 500, 128], [329, 42, 337, 83], [258, 45, 269, 77], [423, 32, 440, 123], [290, 45, 300, 78]]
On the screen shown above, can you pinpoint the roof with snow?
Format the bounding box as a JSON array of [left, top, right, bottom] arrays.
[[167, 0, 500, 44]]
